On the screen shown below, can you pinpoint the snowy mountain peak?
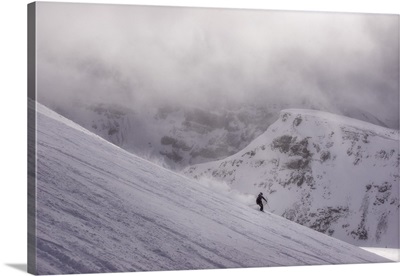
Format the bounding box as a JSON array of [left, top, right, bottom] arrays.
[[278, 109, 398, 138], [184, 109, 399, 248]]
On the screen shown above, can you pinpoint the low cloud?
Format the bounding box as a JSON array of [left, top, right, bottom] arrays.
[[36, 3, 399, 128]]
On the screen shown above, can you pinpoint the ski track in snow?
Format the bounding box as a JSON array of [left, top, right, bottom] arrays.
[[32, 102, 391, 275]]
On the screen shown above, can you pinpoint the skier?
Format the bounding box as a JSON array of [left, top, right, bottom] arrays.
[[256, 192, 268, 212]]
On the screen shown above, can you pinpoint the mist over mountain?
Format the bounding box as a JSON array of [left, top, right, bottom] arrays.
[[36, 2, 399, 130], [34, 3, 398, 169]]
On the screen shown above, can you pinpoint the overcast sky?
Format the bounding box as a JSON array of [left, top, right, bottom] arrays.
[[36, 2, 399, 128]]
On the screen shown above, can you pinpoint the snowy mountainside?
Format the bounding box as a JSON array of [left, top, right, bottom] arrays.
[[46, 99, 396, 171], [51, 102, 280, 169], [32, 102, 389, 275], [184, 109, 400, 248]]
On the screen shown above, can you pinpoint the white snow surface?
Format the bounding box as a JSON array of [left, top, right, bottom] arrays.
[[34, 103, 390, 275], [184, 109, 400, 248], [360, 248, 400, 262]]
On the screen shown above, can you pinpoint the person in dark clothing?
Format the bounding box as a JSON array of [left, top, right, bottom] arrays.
[[256, 192, 268, 211]]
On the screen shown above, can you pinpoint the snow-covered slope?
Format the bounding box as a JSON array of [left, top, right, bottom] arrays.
[[184, 109, 400, 248], [32, 103, 390, 275]]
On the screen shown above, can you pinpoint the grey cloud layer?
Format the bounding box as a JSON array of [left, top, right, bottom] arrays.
[[36, 3, 399, 128]]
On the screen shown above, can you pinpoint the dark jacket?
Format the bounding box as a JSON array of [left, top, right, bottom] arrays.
[[256, 193, 267, 204]]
